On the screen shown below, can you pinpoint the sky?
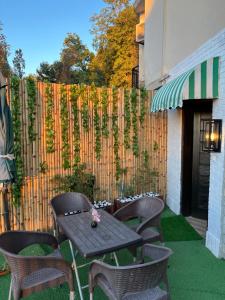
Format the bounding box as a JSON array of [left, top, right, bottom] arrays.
[[0, 0, 106, 74]]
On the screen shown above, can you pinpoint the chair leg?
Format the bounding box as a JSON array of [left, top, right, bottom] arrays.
[[8, 278, 12, 300], [69, 291, 75, 300]]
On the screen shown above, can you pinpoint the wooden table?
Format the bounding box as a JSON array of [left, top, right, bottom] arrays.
[[57, 209, 142, 299]]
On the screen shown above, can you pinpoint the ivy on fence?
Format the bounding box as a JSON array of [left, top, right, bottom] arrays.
[[80, 84, 89, 132], [112, 88, 121, 181], [11, 76, 23, 206], [101, 87, 109, 137], [70, 85, 80, 168], [60, 84, 70, 169], [26, 77, 36, 142], [140, 87, 148, 127], [131, 88, 139, 157], [124, 89, 131, 149], [91, 84, 101, 161], [45, 83, 55, 153]]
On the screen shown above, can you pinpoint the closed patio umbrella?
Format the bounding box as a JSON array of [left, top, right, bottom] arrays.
[[0, 77, 16, 231]]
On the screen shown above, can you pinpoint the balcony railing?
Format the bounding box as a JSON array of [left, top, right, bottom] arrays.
[[136, 22, 144, 44]]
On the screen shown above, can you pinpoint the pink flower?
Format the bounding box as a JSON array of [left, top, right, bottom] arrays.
[[92, 208, 101, 223]]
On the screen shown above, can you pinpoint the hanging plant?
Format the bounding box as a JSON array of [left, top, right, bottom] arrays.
[[80, 84, 89, 132], [26, 77, 36, 142], [60, 84, 70, 169], [112, 88, 121, 181], [11, 76, 24, 206], [101, 87, 109, 137], [124, 89, 131, 149], [45, 83, 55, 153], [131, 88, 139, 157], [70, 85, 80, 169], [90, 84, 101, 161], [139, 87, 148, 127]]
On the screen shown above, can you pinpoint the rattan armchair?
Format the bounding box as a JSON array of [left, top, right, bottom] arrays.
[[113, 197, 164, 258], [89, 244, 172, 300], [0, 231, 75, 300], [51, 192, 93, 243]]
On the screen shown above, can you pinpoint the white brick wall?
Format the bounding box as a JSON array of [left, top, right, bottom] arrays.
[[166, 28, 225, 257]]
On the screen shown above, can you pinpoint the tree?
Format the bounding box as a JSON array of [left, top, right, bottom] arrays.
[[0, 22, 10, 77], [36, 61, 63, 82], [60, 33, 93, 84], [90, 0, 138, 87], [13, 49, 25, 78]]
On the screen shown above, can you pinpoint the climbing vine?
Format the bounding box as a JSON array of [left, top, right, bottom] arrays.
[[124, 89, 131, 149], [131, 88, 139, 157], [45, 83, 55, 153], [91, 84, 101, 161], [60, 84, 70, 169], [26, 77, 36, 142], [139, 87, 148, 127], [80, 84, 89, 132], [112, 88, 121, 181], [11, 76, 24, 206], [70, 85, 80, 169], [101, 87, 109, 137]]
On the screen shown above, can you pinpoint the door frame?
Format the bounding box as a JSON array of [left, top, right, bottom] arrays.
[[181, 100, 212, 217]]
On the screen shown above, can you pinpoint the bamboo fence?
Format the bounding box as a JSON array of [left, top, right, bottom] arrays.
[[0, 81, 167, 232]]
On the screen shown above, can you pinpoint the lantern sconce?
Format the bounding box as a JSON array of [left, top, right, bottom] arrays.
[[201, 119, 222, 152]]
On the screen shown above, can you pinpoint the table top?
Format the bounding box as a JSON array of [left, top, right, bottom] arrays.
[[57, 210, 142, 258]]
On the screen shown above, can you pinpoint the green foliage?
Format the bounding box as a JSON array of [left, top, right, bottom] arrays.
[[12, 49, 25, 78], [112, 88, 121, 181], [139, 87, 148, 127], [124, 89, 131, 149], [39, 161, 48, 174], [53, 164, 95, 201], [45, 83, 55, 153], [11, 76, 23, 206], [26, 77, 36, 142], [91, 1, 138, 87], [60, 84, 70, 169], [0, 22, 10, 77], [90, 84, 101, 160], [131, 88, 139, 157], [80, 84, 89, 132], [70, 85, 80, 168], [101, 87, 109, 137]]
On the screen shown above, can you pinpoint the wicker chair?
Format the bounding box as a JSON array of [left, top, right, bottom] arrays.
[[89, 244, 172, 300], [0, 231, 75, 300], [113, 197, 165, 258], [51, 192, 93, 243]]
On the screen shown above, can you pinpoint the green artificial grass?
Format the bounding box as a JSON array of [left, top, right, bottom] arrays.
[[161, 215, 202, 241]]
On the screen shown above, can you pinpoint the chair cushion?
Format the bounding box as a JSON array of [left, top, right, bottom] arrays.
[[122, 287, 168, 300]]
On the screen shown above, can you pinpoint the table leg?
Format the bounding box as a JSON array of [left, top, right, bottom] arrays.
[[113, 252, 119, 266], [69, 240, 84, 300], [8, 278, 12, 300]]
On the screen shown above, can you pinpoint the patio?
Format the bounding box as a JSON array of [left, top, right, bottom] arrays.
[[1, 207, 225, 300]]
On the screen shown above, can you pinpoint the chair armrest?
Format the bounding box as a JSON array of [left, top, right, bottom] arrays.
[[136, 212, 161, 234], [89, 260, 114, 293], [113, 200, 139, 221]]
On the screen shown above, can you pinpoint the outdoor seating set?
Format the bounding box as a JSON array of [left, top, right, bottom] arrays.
[[0, 192, 172, 300]]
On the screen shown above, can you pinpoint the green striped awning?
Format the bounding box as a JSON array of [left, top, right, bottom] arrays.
[[151, 57, 219, 112]]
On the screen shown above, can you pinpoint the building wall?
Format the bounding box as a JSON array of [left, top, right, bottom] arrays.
[[143, 0, 225, 87], [166, 28, 225, 257]]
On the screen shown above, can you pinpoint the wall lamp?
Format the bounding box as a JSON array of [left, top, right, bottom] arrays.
[[201, 119, 222, 152]]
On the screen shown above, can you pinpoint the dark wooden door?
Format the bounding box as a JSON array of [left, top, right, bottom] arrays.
[[191, 112, 211, 219]]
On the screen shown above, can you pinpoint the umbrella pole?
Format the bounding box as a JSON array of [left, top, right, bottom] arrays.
[[1, 183, 11, 231]]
